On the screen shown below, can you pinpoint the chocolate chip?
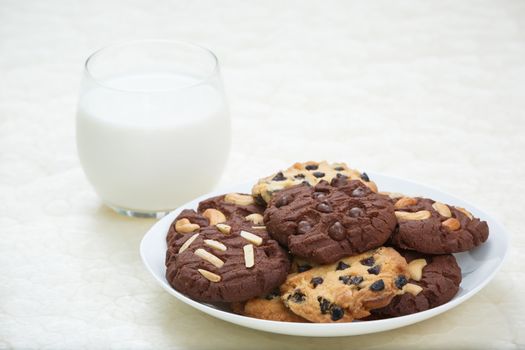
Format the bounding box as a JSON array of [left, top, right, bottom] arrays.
[[367, 265, 381, 275], [294, 173, 305, 179], [339, 275, 351, 285], [289, 290, 306, 303], [334, 166, 345, 171], [336, 173, 348, 179], [348, 207, 363, 217], [312, 191, 326, 199], [254, 194, 266, 206], [317, 297, 331, 314], [305, 164, 318, 171], [275, 195, 290, 208], [272, 171, 286, 181], [360, 172, 370, 182], [330, 306, 344, 321], [395, 275, 408, 289], [339, 275, 363, 286], [369, 279, 385, 291], [297, 264, 312, 273], [328, 222, 346, 241], [317, 202, 332, 213], [350, 276, 364, 285], [351, 187, 366, 197], [360, 256, 375, 266], [296, 220, 311, 235], [301, 181, 311, 187], [310, 277, 324, 288], [312, 171, 325, 178], [265, 289, 280, 300], [316, 179, 330, 186], [330, 175, 349, 187], [336, 261, 350, 271]]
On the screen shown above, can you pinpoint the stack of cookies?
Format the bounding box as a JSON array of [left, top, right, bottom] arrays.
[[165, 161, 489, 323]]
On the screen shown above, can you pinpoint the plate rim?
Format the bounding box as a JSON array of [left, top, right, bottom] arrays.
[[139, 172, 509, 337]]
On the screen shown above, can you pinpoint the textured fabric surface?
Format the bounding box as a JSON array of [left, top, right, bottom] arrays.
[[1, 0, 524, 348]]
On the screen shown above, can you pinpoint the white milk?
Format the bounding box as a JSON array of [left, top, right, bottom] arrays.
[[76, 73, 230, 213]]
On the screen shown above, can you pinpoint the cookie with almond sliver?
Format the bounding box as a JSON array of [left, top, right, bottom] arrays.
[[165, 193, 290, 303], [389, 197, 489, 254], [370, 250, 462, 318]]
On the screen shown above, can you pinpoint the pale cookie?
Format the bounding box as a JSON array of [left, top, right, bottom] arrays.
[[252, 161, 378, 205], [231, 290, 308, 322], [280, 247, 409, 323]]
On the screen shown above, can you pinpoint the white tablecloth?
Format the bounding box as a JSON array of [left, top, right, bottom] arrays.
[[1, 0, 524, 348]]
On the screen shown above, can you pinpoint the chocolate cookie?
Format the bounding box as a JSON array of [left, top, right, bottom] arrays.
[[264, 178, 397, 264], [165, 194, 290, 303], [280, 247, 410, 322], [370, 250, 462, 318], [252, 161, 378, 205], [389, 196, 489, 254], [231, 290, 308, 322], [197, 192, 264, 220]]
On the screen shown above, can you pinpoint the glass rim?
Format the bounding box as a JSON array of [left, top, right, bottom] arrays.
[[84, 39, 220, 93]]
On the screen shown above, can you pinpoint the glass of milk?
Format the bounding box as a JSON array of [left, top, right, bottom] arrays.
[[76, 39, 230, 218]]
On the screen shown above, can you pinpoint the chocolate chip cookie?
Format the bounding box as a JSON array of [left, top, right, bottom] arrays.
[[165, 193, 290, 302], [264, 178, 397, 264], [231, 290, 308, 322], [370, 250, 462, 318], [252, 161, 378, 205], [280, 247, 410, 322], [389, 196, 489, 254]]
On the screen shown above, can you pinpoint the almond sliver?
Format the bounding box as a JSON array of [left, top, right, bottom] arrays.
[[243, 244, 254, 268], [240, 230, 263, 246], [178, 233, 199, 253], [194, 248, 224, 268]]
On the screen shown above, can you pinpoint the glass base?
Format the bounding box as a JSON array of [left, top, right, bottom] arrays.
[[106, 203, 171, 219]]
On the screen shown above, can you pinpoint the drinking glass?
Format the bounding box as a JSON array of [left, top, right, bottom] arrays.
[[76, 39, 230, 218]]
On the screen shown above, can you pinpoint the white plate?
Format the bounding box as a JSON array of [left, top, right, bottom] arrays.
[[140, 172, 509, 337]]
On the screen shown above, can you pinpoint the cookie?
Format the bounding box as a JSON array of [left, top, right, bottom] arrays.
[[264, 177, 397, 264], [370, 250, 462, 318], [389, 196, 489, 254], [280, 247, 410, 323], [231, 290, 308, 322], [252, 161, 378, 205], [165, 193, 291, 303], [197, 192, 264, 220]]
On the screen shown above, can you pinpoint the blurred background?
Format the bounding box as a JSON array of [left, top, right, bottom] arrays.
[[1, 0, 524, 349], [2, 0, 523, 188]]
